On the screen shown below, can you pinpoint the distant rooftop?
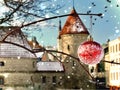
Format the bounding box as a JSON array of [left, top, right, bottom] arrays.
[[0, 26, 36, 58]]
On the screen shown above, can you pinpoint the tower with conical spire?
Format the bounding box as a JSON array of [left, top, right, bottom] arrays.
[[58, 8, 89, 60], [57, 8, 95, 89]]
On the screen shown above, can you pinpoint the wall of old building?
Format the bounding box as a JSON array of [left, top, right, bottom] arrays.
[[106, 37, 120, 88], [59, 34, 88, 60], [0, 58, 64, 90], [57, 33, 96, 89]]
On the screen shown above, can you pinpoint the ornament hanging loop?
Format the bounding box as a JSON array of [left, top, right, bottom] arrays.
[[87, 35, 93, 41]]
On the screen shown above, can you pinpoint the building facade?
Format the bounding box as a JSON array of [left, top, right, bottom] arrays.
[[0, 8, 98, 90], [0, 26, 64, 90], [104, 37, 120, 90]]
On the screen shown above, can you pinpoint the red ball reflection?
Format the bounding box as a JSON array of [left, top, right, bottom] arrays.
[[77, 41, 104, 65]]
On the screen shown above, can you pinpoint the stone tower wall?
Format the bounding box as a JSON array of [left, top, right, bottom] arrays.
[[57, 34, 96, 89], [60, 34, 89, 59]]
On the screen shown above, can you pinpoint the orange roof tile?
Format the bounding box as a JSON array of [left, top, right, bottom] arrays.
[[60, 9, 89, 35], [28, 41, 42, 49], [41, 51, 49, 61]]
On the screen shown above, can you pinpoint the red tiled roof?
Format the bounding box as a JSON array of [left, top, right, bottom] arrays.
[[28, 41, 42, 49], [60, 9, 89, 35], [41, 51, 49, 61]]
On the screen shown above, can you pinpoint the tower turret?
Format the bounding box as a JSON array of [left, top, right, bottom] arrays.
[[58, 8, 89, 60]]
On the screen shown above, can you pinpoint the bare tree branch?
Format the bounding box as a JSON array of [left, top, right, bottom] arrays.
[[22, 13, 102, 27], [0, 2, 22, 24], [0, 40, 34, 53], [4, 0, 44, 18], [1, 27, 20, 41]]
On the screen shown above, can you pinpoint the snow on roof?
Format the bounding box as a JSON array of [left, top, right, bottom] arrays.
[[0, 26, 36, 58], [59, 8, 89, 36], [36, 61, 64, 72]]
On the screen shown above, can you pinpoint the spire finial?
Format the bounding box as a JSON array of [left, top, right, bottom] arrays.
[[73, 0, 75, 9], [59, 18, 61, 32]]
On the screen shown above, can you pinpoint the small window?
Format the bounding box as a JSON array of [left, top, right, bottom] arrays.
[[52, 76, 57, 84], [37, 57, 42, 62], [90, 67, 94, 73], [97, 63, 105, 72], [67, 45, 70, 51], [42, 76, 46, 84], [104, 47, 108, 54], [0, 62, 4, 66], [72, 61, 76, 66], [0, 76, 4, 85], [38, 85, 41, 89]]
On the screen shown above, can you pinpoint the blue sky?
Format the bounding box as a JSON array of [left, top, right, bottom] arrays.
[[1, 0, 120, 46], [33, 0, 120, 46]]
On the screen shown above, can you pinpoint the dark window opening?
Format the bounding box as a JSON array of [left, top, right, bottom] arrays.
[[90, 66, 94, 73], [37, 57, 42, 62], [67, 45, 70, 51], [104, 47, 108, 54], [52, 76, 57, 84], [0, 62, 4, 66], [97, 62, 105, 72], [42, 76, 46, 84], [0, 77, 4, 85], [72, 61, 76, 66]]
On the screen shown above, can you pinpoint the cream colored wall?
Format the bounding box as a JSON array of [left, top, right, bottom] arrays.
[[57, 34, 96, 89], [104, 53, 110, 87], [0, 57, 64, 90], [57, 37, 62, 52], [0, 58, 36, 72], [0, 73, 33, 85], [106, 37, 120, 87], [60, 34, 88, 60], [0, 73, 63, 90], [104, 54, 110, 71]]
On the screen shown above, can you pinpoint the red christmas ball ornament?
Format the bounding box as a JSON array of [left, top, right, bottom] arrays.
[[77, 41, 104, 65]]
